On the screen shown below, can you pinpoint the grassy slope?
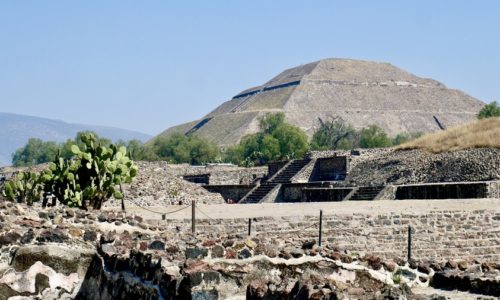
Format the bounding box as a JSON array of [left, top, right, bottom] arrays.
[[397, 117, 500, 153]]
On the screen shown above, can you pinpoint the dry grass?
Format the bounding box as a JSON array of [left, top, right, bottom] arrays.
[[397, 117, 500, 153]]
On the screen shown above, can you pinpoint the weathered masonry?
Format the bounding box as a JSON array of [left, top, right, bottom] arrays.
[[196, 153, 500, 204]]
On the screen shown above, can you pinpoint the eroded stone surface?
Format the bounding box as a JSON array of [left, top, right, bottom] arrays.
[[0, 198, 498, 299]]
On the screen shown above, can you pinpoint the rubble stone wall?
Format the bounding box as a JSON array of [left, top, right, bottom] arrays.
[[147, 209, 500, 262], [168, 164, 267, 185], [277, 182, 330, 202], [303, 187, 352, 202], [309, 157, 349, 181], [208, 168, 267, 185], [488, 181, 500, 198], [204, 184, 255, 202], [394, 182, 489, 200]]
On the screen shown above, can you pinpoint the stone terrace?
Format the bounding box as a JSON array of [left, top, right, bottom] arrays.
[[121, 199, 500, 262]]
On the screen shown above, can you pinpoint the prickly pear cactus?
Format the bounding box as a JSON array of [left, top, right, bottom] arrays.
[[40, 152, 81, 207], [2, 133, 138, 209], [68, 133, 138, 209], [2, 171, 43, 205]]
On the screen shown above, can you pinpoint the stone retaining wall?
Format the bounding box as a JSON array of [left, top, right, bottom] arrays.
[[395, 182, 489, 200], [168, 164, 267, 185], [148, 209, 500, 262], [302, 187, 352, 202], [489, 181, 500, 198], [309, 157, 349, 181], [204, 184, 255, 202], [277, 182, 330, 202]]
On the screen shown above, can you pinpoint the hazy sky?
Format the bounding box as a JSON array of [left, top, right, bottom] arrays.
[[1, 1, 498, 135]]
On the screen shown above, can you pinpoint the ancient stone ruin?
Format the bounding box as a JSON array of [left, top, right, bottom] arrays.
[[194, 148, 500, 204], [0, 64, 498, 298], [155, 58, 485, 146]]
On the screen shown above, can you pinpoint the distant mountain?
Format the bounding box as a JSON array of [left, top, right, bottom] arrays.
[[0, 112, 152, 166]]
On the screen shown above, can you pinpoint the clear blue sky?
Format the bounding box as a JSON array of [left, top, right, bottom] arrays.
[[1, 1, 498, 135]]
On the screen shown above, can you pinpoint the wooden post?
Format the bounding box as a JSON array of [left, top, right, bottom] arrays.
[[120, 184, 125, 212], [192, 201, 196, 234], [248, 218, 252, 236], [319, 210, 323, 247], [407, 225, 412, 261]]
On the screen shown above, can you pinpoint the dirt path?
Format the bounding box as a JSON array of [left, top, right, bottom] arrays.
[[111, 198, 500, 220]]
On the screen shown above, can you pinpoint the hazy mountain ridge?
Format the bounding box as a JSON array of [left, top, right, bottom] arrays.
[[0, 112, 151, 166]]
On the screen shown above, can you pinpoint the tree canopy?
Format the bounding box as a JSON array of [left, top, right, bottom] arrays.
[[310, 118, 356, 150], [359, 125, 392, 148], [12, 138, 59, 167], [11, 131, 116, 166], [151, 133, 220, 165], [225, 113, 308, 166]]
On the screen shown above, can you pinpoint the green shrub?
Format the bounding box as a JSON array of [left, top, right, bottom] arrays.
[[478, 101, 500, 119], [392, 132, 422, 146], [392, 271, 402, 284], [359, 125, 392, 148]]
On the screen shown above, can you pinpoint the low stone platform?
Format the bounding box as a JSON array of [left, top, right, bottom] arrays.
[[121, 199, 500, 262]]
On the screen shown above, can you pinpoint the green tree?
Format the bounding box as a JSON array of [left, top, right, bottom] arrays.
[[359, 125, 392, 148], [259, 112, 285, 134], [12, 138, 59, 166], [478, 101, 500, 119], [311, 118, 356, 150], [12, 131, 127, 166], [225, 113, 309, 165], [116, 139, 157, 161], [223, 144, 245, 165], [272, 122, 308, 159], [151, 133, 219, 165]]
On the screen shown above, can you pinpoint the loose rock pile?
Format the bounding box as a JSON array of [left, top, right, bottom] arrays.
[[302, 148, 500, 186], [105, 161, 224, 207], [346, 148, 500, 186]]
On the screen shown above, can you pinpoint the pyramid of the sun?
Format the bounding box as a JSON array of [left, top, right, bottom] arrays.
[[156, 58, 485, 145]]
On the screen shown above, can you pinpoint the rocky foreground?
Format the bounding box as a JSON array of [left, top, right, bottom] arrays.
[[0, 201, 499, 299]]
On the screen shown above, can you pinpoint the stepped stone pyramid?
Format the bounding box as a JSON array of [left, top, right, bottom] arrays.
[[156, 58, 485, 145]]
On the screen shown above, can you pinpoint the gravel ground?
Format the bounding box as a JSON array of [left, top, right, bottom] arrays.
[[103, 161, 224, 208], [113, 198, 500, 220]]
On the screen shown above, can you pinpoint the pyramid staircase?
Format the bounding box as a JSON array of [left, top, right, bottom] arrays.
[[348, 186, 385, 201], [239, 159, 311, 204]]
